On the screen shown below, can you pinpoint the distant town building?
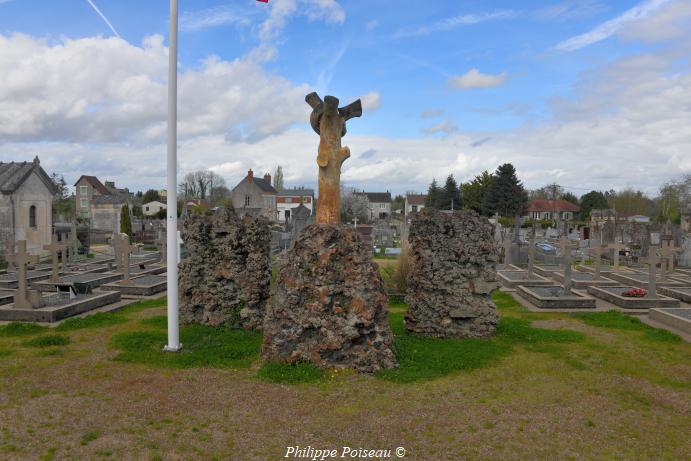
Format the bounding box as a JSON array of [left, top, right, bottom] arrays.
[[0, 157, 57, 256], [405, 194, 427, 216], [525, 199, 580, 221], [355, 191, 392, 220], [590, 209, 651, 226], [277, 188, 314, 222], [143, 201, 166, 216], [74, 175, 110, 219], [231, 169, 277, 221], [74, 175, 132, 235]]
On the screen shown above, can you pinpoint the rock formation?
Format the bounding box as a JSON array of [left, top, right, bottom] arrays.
[[405, 208, 499, 338], [262, 224, 398, 373], [179, 208, 270, 329]]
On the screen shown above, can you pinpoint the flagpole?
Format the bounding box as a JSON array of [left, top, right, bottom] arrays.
[[164, 0, 181, 352]]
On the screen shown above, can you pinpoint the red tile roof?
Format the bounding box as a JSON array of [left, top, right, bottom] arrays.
[[74, 175, 111, 195], [527, 199, 580, 213]]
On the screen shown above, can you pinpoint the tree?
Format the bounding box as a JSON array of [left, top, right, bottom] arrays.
[[654, 175, 690, 224], [579, 190, 608, 220], [273, 166, 285, 192], [440, 174, 461, 210], [50, 173, 68, 200], [50, 172, 74, 220], [120, 204, 133, 238], [461, 170, 493, 214], [179, 170, 225, 200], [482, 163, 528, 217], [561, 192, 579, 206], [142, 189, 161, 203], [340, 187, 370, 223], [606, 188, 654, 216], [530, 183, 564, 201], [425, 179, 442, 209], [210, 185, 231, 205], [391, 194, 405, 213]]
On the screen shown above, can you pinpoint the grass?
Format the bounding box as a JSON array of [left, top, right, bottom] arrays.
[[0, 322, 48, 337], [23, 334, 71, 348], [140, 315, 167, 329], [571, 310, 681, 343], [55, 312, 128, 332], [256, 361, 326, 384]]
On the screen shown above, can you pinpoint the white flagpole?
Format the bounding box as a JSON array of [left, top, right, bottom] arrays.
[[164, 0, 181, 352]]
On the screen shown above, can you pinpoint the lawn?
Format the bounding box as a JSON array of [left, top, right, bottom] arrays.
[[0, 292, 689, 460]]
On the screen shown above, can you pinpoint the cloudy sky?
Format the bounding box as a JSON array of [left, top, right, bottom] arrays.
[[0, 0, 690, 197]]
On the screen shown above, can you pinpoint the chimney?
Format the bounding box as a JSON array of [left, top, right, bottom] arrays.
[[248, 169, 253, 183], [264, 172, 272, 184]]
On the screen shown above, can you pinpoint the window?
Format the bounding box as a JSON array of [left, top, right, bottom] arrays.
[[380, 203, 385, 209], [80, 186, 88, 195], [245, 195, 251, 207], [145, 206, 149, 212], [80, 198, 88, 208], [29, 205, 37, 228], [285, 197, 292, 203], [412, 205, 418, 212], [285, 210, 291, 220]]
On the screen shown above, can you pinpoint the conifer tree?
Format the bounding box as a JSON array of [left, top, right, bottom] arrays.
[[482, 163, 527, 217]]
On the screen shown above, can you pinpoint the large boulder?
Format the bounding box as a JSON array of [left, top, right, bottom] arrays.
[[179, 208, 270, 329], [405, 208, 499, 338], [262, 224, 398, 373]]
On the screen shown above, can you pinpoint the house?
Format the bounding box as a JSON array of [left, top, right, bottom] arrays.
[[405, 194, 427, 216], [355, 191, 392, 220], [590, 209, 650, 227], [277, 188, 314, 222], [90, 194, 131, 235], [143, 201, 166, 216], [0, 157, 57, 256], [231, 170, 277, 221], [74, 175, 111, 219], [525, 199, 580, 221]]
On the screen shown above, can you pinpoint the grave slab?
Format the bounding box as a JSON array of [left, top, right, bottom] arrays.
[[649, 308, 691, 336], [101, 274, 166, 297], [0, 290, 14, 306], [587, 286, 680, 309], [657, 287, 691, 303], [497, 270, 555, 289], [0, 291, 121, 322], [0, 271, 52, 289], [33, 272, 123, 294], [551, 271, 619, 289], [518, 285, 597, 309], [607, 272, 686, 289], [533, 264, 563, 277]]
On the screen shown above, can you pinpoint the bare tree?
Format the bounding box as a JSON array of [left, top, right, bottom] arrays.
[[179, 170, 225, 200], [340, 186, 370, 224]]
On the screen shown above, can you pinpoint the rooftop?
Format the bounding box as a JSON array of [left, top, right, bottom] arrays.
[[0, 157, 57, 195], [527, 199, 580, 213]]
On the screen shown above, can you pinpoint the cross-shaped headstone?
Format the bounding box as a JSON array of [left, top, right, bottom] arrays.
[[639, 246, 661, 299], [5, 241, 16, 272], [7, 240, 41, 309], [605, 240, 625, 267], [659, 239, 681, 279], [560, 236, 577, 293], [43, 235, 68, 283], [503, 229, 512, 265], [111, 233, 137, 285], [526, 225, 537, 279], [588, 238, 604, 281], [67, 227, 81, 263], [156, 230, 167, 264]]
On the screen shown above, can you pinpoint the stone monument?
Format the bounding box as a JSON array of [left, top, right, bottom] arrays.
[[404, 208, 499, 339], [43, 235, 68, 283], [262, 92, 397, 373], [111, 233, 137, 285], [179, 208, 270, 330], [7, 240, 43, 309]]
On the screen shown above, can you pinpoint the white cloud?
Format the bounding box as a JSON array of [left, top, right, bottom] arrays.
[[179, 5, 249, 32], [366, 20, 378, 31], [449, 69, 507, 90], [395, 10, 513, 38], [537, 1, 607, 21], [259, 0, 345, 42], [359, 92, 381, 113], [618, 0, 691, 43], [555, 0, 673, 51], [422, 119, 458, 136]]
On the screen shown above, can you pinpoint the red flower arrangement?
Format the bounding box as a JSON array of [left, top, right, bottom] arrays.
[[622, 287, 647, 298]]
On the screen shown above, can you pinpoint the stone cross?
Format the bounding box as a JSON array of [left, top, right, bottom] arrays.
[[589, 238, 603, 281], [640, 247, 660, 299], [156, 229, 167, 263], [659, 239, 681, 279], [503, 229, 512, 265], [605, 240, 625, 267], [69, 221, 80, 262], [561, 237, 576, 293], [526, 225, 537, 279], [43, 235, 68, 283], [112, 233, 137, 284], [7, 240, 41, 309], [5, 241, 16, 272], [305, 92, 362, 225]]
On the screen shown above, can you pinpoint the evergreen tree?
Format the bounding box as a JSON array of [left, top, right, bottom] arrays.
[[142, 189, 161, 203], [120, 204, 133, 239], [461, 170, 493, 214], [561, 192, 579, 206], [441, 174, 461, 210], [579, 190, 608, 220], [482, 163, 527, 217], [273, 166, 285, 191], [425, 179, 441, 209]]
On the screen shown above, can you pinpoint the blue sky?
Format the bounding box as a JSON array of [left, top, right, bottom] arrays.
[[0, 0, 689, 196]]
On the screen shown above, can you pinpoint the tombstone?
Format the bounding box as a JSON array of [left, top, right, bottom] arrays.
[[503, 229, 512, 265], [6, 240, 42, 309], [43, 235, 68, 283], [111, 233, 137, 285], [69, 221, 81, 263], [660, 239, 681, 277], [156, 229, 167, 264], [589, 239, 603, 281], [526, 225, 537, 279], [560, 236, 576, 292], [4, 241, 16, 272], [640, 247, 661, 299], [291, 203, 312, 236], [605, 240, 625, 267]]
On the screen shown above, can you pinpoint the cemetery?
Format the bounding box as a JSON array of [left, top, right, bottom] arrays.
[[1, 2, 690, 459]]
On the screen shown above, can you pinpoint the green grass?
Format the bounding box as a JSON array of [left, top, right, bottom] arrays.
[[0, 322, 48, 337], [571, 311, 681, 343], [0, 348, 14, 358], [140, 315, 167, 329], [23, 334, 71, 348], [55, 312, 128, 332], [257, 361, 325, 384], [111, 324, 261, 369], [116, 297, 167, 315], [496, 316, 585, 344]]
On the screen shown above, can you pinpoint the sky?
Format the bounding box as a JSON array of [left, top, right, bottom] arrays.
[[0, 0, 690, 197]]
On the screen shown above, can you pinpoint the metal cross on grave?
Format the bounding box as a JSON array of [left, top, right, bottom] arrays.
[[639, 246, 661, 299], [560, 236, 577, 292], [589, 238, 604, 281], [43, 235, 68, 283], [6, 240, 41, 309], [112, 233, 138, 285]]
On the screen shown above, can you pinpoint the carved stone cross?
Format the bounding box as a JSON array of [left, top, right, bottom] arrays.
[[659, 239, 681, 279], [605, 240, 625, 267], [305, 92, 362, 225], [7, 240, 41, 309], [560, 236, 577, 292], [112, 233, 137, 285], [640, 247, 660, 299], [526, 225, 537, 279], [5, 241, 16, 272], [43, 235, 68, 283], [589, 239, 603, 281], [156, 229, 167, 263], [503, 229, 512, 265]]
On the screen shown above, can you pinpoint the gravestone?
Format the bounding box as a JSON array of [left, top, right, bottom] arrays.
[[156, 229, 167, 263], [43, 235, 68, 283], [605, 240, 625, 267], [404, 208, 499, 339], [660, 239, 681, 278], [526, 225, 536, 279], [7, 240, 42, 309], [640, 247, 661, 299], [179, 208, 270, 329], [589, 239, 603, 281], [262, 93, 397, 373], [111, 233, 137, 285], [503, 229, 512, 265]]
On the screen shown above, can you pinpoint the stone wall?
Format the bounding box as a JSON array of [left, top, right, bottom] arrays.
[[405, 208, 499, 338], [262, 224, 398, 373], [179, 208, 271, 329]]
